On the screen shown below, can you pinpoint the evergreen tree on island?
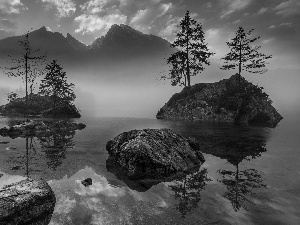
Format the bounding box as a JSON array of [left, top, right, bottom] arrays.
[[39, 60, 76, 111], [162, 10, 214, 87], [3, 31, 47, 115], [221, 27, 272, 90]]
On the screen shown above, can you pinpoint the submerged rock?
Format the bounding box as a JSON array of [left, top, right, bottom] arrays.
[[106, 128, 205, 180], [81, 178, 92, 187], [157, 74, 283, 127], [0, 178, 56, 224]]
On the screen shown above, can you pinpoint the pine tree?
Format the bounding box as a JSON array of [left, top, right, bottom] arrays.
[[162, 11, 214, 87], [221, 27, 272, 89], [39, 60, 76, 110], [4, 32, 47, 115]]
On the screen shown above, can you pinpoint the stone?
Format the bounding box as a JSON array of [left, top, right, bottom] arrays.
[[106, 128, 205, 180], [0, 178, 56, 224], [156, 74, 283, 127], [81, 178, 92, 187]]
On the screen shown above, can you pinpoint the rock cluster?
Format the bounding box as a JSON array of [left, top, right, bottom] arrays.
[[0, 94, 81, 118], [157, 74, 283, 127], [0, 120, 86, 138], [106, 128, 205, 180], [0, 178, 56, 224]]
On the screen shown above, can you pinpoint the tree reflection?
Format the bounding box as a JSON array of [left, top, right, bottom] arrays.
[[6, 129, 76, 177], [217, 140, 267, 211], [168, 168, 211, 218], [39, 131, 75, 171], [8, 137, 43, 178]]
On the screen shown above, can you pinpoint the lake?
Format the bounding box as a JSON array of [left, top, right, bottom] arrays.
[[0, 116, 299, 225]]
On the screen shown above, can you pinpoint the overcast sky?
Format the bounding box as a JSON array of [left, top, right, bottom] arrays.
[[0, 0, 298, 61], [0, 0, 299, 118]]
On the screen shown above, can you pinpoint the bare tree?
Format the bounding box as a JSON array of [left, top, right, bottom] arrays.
[[4, 31, 47, 115]]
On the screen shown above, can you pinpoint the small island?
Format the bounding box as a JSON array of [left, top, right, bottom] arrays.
[[0, 60, 81, 118], [157, 74, 283, 127], [0, 93, 80, 118]]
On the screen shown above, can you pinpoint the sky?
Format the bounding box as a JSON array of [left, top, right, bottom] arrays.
[[0, 0, 299, 119]]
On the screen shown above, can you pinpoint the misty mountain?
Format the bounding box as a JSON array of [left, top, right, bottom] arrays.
[[0, 24, 172, 70]]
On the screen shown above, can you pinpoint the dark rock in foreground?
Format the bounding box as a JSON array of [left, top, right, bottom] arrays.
[[0, 120, 86, 138], [157, 74, 283, 127], [106, 128, 205, 180], [0, 178, 56, 225]]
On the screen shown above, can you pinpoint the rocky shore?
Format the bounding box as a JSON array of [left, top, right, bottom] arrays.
[[157, 74, 283, 127], [0, 120, 86, 138], [0, 94, 81, 118]]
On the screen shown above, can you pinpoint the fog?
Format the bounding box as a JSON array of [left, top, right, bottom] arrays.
[[0, 59, 299, 121]]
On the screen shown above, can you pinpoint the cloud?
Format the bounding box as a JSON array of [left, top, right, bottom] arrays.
[[274, 0, 300, 16], [129, 3, 172, 34], [220, 0, 253, 19], [279, 22, 293, 27], [75, 13, 127, 34], [205, 28, 228, 58], [80, 0, 112, 14], [0, 0, 25, 14], [262, 38, 274, 44], [53, 194, 76, 215], [75, 178, 125, 197], [157, 15, 181, 41], [0, 19, 17, 29], [257, 7, 268, 15], [75, 0, 127, 35], [41, 0, 76, 18], [268, 22, 293, 30]]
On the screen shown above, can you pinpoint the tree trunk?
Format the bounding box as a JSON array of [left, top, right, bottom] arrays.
[[238, 40, 242, 93], [25, 53, 28, 116], [186, 16, 190, 87]]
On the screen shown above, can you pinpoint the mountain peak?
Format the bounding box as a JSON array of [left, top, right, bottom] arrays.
[[66, 33, 88, 51]]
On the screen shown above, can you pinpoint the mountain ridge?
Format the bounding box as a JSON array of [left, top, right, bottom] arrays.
[[0, 24, 172, 68]]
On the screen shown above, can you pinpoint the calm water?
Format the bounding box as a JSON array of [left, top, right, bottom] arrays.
[[0, 116, 299, 225]]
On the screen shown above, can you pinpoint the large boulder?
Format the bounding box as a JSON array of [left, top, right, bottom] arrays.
[[0, 178, 56, 224], [156, 74, 283, 127], [106, 128, 205, 180]]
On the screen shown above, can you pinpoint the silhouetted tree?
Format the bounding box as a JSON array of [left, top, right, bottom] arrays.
[[6, 92, 19, 103], [162, 10, 213, 87], [39, 60, 76, 110], [221, 27, 272, 89], [4, 32, 46, 115]]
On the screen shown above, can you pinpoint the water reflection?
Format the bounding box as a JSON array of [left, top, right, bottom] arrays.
[[216, 139, 268, 211], [168, 168, 211, 218], [171, 123, 270, 212], [2, 120, 84, 179], [7, 137, 44, 178], [39, 131, 75, 171]]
